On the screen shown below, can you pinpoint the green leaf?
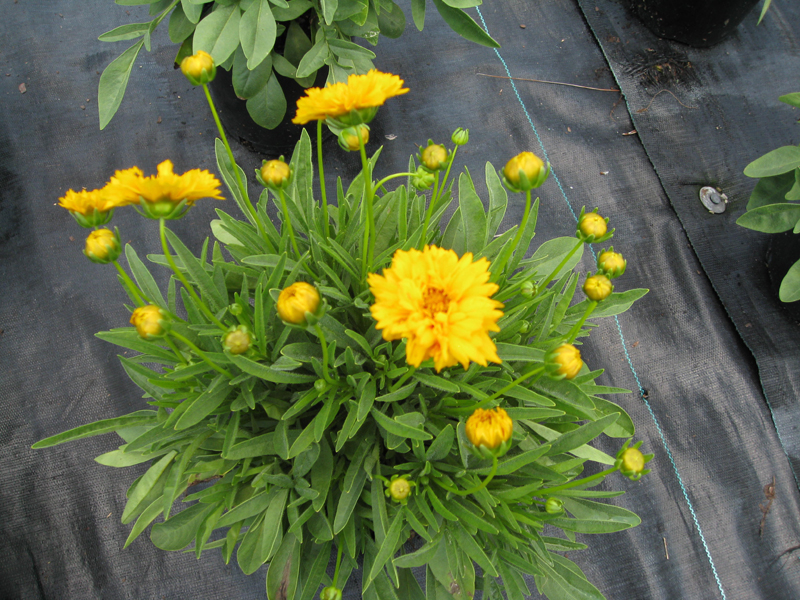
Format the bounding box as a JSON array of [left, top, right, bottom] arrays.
[[780, 257, 800, 302], [745, 145, 800, 178], [296, 36, 330, 78], [181, 0, 204, 23], [757, 0, 773, 25], [240, 0, 277, 69], [122, 451, 177, 523], [493, 445, 551, 475], [394, 533, 443, 568], [548, 497, 641, 534], [525, 421, 613, 465], [229, 353, 316, 383], [333, 467, 368, 533], [175, 375, 231, 430], [496, 343, 545, 362], [246, 72, 287, 129], [267, 533, 302, 600], [272, 0, 313, 20], [125, 244, 167, 309], [98, 39, 144, 129], [736, 203, 800, 233], [32, 411, 158, 449], [366, 510, 406, 586], [232, 47, 273, 99], [371, 408, 433, 440], [225, 432, 277, 459], [311, 438, 334, 511], [452, 523, 497, 577], [168, 4, 196, 43], [425, 424, 455, 461], [545, 414, 618, 456], [430, 0, 499, 47], [523, 236, 583, 279], [193, 4, 241, 64], [411, 0, 425, 29], [377, 0, 406, 37], [99, 22, 151, 41], [567, 289, 649, 319], [442, 0, 481, 7], [457, 171, 488, 254], [536, 554, 605, 600], [123, 497, 164, 548], [779, 91, 800, 108], [164, 228, 226, 311], [484, 162, 508, 241], [151, 502, 217, 551]]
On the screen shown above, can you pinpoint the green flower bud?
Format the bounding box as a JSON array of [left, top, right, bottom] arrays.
[[576, 207, 613, 243], [597, 247, 627, 278], [223, 326, 251, 355], [419, 142, 449, 171], [411, 166, 435, 191], [384, 475, 415, 504], [258, 159, 292, 191], [502, 151, 549, 192], [338, 124, 370, 152], [546, 343, 583, 380], [583, 273, 613, 301], [320, 586, 343, 600], [229, 303, 243, 316], [615, 439, 653, 481], [451, 127, 469, 146], [130, 305, 170, 339], [545, 497, 564, 514]]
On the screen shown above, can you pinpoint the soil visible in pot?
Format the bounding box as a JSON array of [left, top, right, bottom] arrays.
[[621, 0, 760, 47]]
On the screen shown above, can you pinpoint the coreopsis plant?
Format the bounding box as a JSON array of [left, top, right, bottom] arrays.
[[36, 66, 652, 600]]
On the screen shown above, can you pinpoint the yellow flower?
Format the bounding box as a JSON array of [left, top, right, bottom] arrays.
[[292, 70, 409, 126], [466, 407, 513, 450], [104, 160, 223, 218], [583, 273, 613, 301], [548, 343, 583, 380], [130, 305, 169, 339], [58, 188, 118, 215], [84, 228, 121, 264], [277, 282, 320, 324], [260, 160, 292, 189], [578, 212, 607, 240], [368, 246, 504, 372], [180, 50, 216, 86]]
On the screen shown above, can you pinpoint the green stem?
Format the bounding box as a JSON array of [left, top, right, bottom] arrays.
[[435, 145, 458, 206], [418, 171, 440, 250], [317, 120, 329, 240], [390, 366, 416, 392], [537, 238, 584, 294], [163, 335, 188, 364], [566, 300, 597, 344], [159, 219, 227, 331], [332, 541, 344, 589], [314, 323, 336, 385], [169, 331, 233, 378], [358, 129, 374, 279], [278, 188, 302, 259], [201, 84, 261, 231], [112, 260, 149, 306], [457, 365, 546, 415], [539, 466, 618, 496], [374, 172, 417, 192], [434, 454, 498, 496], [492, 190, 532, 278]]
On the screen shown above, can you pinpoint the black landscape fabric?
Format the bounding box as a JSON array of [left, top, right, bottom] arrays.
[[2, 1, 799, 599]]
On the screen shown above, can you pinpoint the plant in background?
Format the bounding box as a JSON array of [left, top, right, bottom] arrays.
[[95, 0, 499, 130], [37, 63, 652, 600], [737, 91, 800, 303]]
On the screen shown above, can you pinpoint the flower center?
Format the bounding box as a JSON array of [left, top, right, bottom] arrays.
[[422, 286, 450, 317]]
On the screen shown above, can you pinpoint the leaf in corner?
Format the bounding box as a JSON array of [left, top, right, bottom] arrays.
[[98, 40, 145, 129]]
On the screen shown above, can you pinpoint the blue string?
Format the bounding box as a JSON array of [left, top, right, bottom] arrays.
[[473, 7, 729, 600]]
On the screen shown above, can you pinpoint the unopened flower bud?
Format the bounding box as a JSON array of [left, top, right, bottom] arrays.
[[615, 440, 652, 481], [180, 50, 216, 86], [388, 477, 411, 502], [466, 407, 513, 458], [411, 166, 435, 191], [597, 248, 626, 278], [547, 343, 583, 380], [545, 497, 564, 514], [520, 280, 536, 298], [277, 282, 320, 325], [583, 273, 613, 301], [229, 303, 243, 316], [84, 228, 121, 264], [420, 143, 449, 171], [223, 326, 251, 355], [502, 151, 548, 192], [259, 159, 292, 190], [130, 305, 170, 339], [320, 586, 342, 600], [577, 210, 609, 242], [451, 127, 469, 146], [338, 124, 369, 151]]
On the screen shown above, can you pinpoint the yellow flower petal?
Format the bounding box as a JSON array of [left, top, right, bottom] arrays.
[[103, 160, 223, 206]]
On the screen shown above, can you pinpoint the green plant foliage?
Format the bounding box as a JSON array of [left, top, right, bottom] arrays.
[[39, 127, 650, 600], [95, 0, 500, 129]]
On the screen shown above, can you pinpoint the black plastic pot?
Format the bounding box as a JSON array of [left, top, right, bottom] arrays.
[[766, 231, 800, 321], [621, 0, 760, 47], [208, 67, 326, 157]]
